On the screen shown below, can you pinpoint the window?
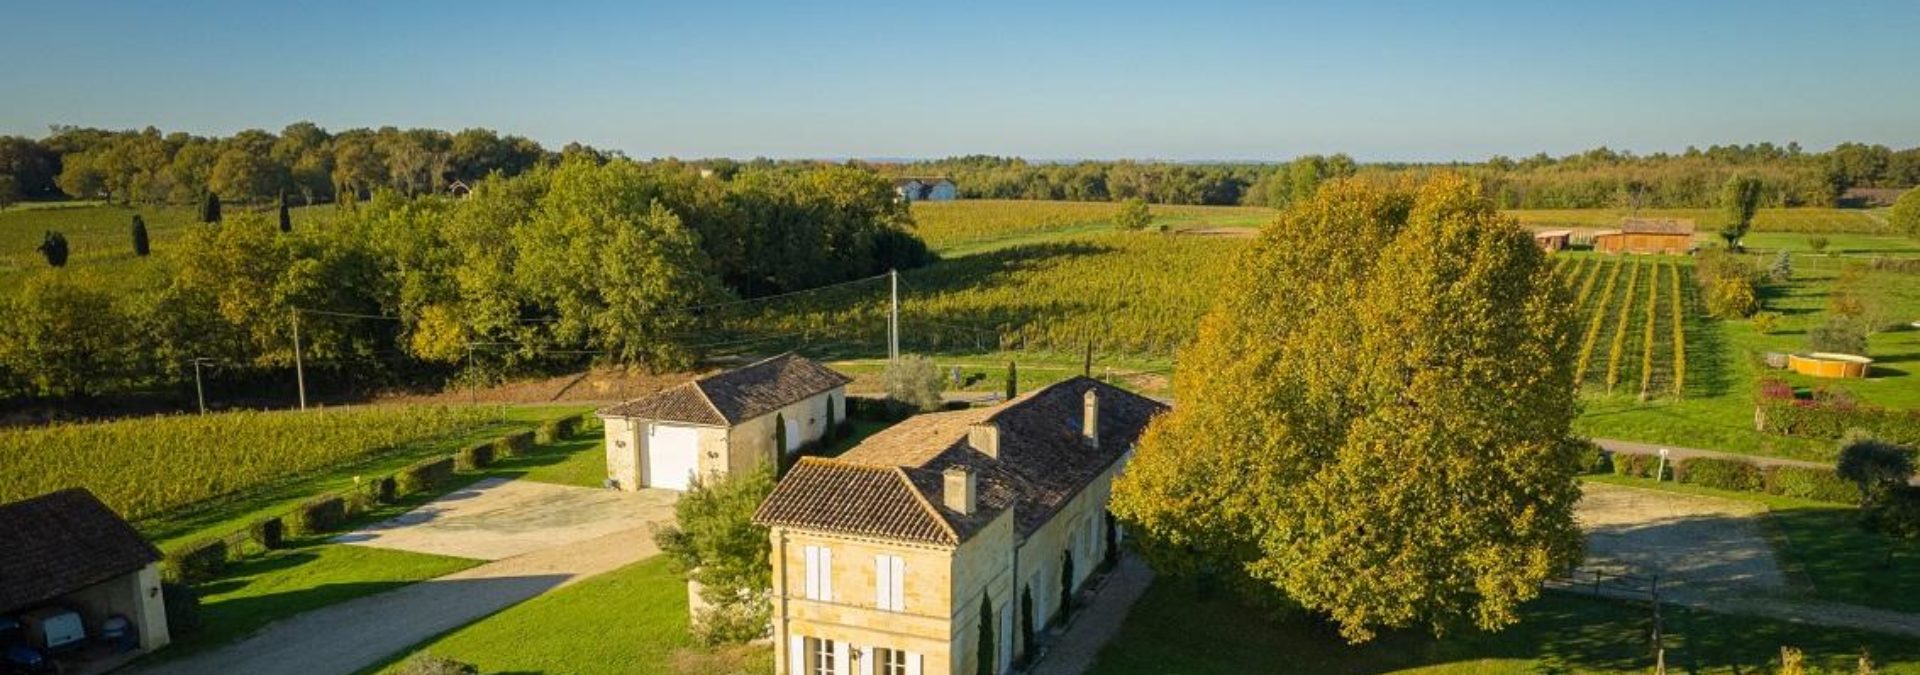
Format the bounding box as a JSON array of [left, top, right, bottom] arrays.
[[874, 554, 905, 611], [805, 637, 836, 675], [803, 545, 834, 601], [874, 648, 908, 675]]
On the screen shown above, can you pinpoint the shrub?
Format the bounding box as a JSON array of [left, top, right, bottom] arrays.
[[397, 456, 456, 495], [884, 354, 946, 412], [1114, 197, 1152, 231], [691, 601, 773, 646], [494, 430, 535, 458], [162, 583, 202, 636], [1762, 465, 1858, 503], [290, 495, 347, 535], [164, 538, 229, 584], [1807, 318, 1868, 355], [1836, 432, 1915, 506], [1768, 251, 1793, 282], [35, 231, 68, 267], [1611, 452, 1668, 480], [1758, 395, 1920, 446], [1750, 311, 1781, 335], [1706, 276, 1759, 319], [368, 475, 398, 503], [1674, 457, 1763, 492], [536, 416, 578, 444], [394, 655, 479, 675], [1571, 439, 1611, 474], [248, 517, 285, 550], [1808, 236, 1831, 254], [849, 396, 914, 422], [457, 443, 495, 471]]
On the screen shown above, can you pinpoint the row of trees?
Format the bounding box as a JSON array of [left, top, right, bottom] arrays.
[[0, 159, 931, 400], [872, 142, 1920, 209]]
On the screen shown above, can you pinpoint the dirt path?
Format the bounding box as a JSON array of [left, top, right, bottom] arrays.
[[130, 483, 676, 675], [1027, 555, 1155, 675]]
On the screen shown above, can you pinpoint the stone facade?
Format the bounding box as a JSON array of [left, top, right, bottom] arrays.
[[602, 388, 845, 490]]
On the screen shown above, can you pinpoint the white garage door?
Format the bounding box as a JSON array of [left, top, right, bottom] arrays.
[[646, 424, 700, 491]]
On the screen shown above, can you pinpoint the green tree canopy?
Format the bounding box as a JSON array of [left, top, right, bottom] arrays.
[[1111, 175, 1583, 643], [1114, 197, 1151, 230], [653, 468, 775, 645], [1719, 173, 1762, 248], [1891, 187, 1920, 239]]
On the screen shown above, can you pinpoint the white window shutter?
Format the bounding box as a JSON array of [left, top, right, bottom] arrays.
[[790, 635, 805, 674], [858, 646, 875, 675], [834, 641, 850, 675], [805, 546, 820, 600], [874, 554, 890, 609], [907, 652, 923, 675], [821, 547, 834, 601], [890, 556, 905, 611]]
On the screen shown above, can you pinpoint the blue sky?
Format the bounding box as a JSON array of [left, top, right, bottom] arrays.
[[2, 0, 1915, 161]]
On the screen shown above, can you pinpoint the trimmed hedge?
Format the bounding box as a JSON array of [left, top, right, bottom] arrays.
[[536, 416, 578, 445], [457, 443, 495, 471], [1574, 439, 1611, 475], [368, 475, 397, 504], [1611, 452, 1669, 480], [290, 495, 347, 535], [397, 456, 455, 495], [1757, 386, 1920, 447], [248, 517, 285, 550], [164, 538, 228, 584], [1762, 464, 1859, 503], [494, 430, 535, 458], [1674, 457, 1764, 492]]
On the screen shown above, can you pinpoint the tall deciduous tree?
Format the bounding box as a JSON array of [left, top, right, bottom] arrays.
[[1891, 188, 1920, 239], [1111, 175, 1583, 643], [1114, 197, 1151, 231], [653, 468, 775, 645], [1720, 174, 1762, 249]]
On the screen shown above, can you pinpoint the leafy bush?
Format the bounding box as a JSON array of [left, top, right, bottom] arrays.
[[1571, 439, 1611, 474], [1808, 236, 1830, 254], [654, 469, 774, 645], [1836, 432, 1915, 506], [457, 443, 495, 471], [884, 354, 946, 412], [394, 654, 479, 675], [1674, 457, 1763, 492], [1758, 388, 1920, 446], [368, 475, 398, 503], [1750, 311, 1781, 335], [1806, 318, 1868, 355], [495, 430, 536, 458], [290, 495, 347, 535], [1611, 452, 1669, 480], [1762, 465, 1858, 503], [164, 539, 229, 584], [536, 416, 578, 444], [1768, 251, 1793, 282], [397, 456, 456, 495], [1114, 197, 1151, 231], [849, 395, 914, 422], [248, 517, 285, 550]]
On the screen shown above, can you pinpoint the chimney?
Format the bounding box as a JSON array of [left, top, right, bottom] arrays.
[[1083, 389, 1100, 448], [943, 465, 976, 515], [968, 422, 1000, 458]]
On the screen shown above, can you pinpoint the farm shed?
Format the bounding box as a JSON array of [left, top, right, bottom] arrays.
[[1592, 218, 1695, 255], [1533, 229, 1572, 252], [0, 489, 170, 658], [597, 353, 851, 491], [893, 177, 958, 202]]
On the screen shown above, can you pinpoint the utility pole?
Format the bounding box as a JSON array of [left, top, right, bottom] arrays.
[[292, 309, 308, 411], [889, 269, 900, 362], [466, 343, 477, 406], [191, 358, 211, 414]]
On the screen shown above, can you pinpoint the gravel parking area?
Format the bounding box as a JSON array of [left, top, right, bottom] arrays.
[[335, 477, 678, 560], [1577, 481, 1786, 601]]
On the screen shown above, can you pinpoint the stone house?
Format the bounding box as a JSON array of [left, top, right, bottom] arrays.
[[598, 353, 851, 491], [752, 377, 1166, 675], [892, 178, 958, 202], [0, 488, 170, 656]]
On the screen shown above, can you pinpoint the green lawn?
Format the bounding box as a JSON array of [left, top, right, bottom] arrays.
[[365, 556, 771, 675], [1583, 474, 1920, 614], [0, 203, 333, 290], [141, 404, 591, 550], [1089, 577, 1920, 674], [162, 542, 478, 659]]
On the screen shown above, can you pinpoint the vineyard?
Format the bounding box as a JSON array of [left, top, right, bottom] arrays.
[[1563, 255, 1696, 399], [0, 405, 497, 521], [909, 199, 1273, 252], [1506, 207, 1892, 235]]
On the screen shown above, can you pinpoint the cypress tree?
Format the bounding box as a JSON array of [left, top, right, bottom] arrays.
[[36, 231, 68, 267], [1019, 586, 1034, 663], [200, 192, 222, 223], [978, 594, 996, 675], [825, 395, 838, 442], [1082, 340, 1093, 378], [278, 192, 292, 232], [1005, 361, 1017, 401], [774, 412, 788, 455], [1058, 550, 1074, 626], [131, 215, 150, 257]]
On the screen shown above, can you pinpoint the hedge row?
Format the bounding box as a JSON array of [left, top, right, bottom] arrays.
[[457, 443, 495, 471], [494, 430, 535, 458], [163, 538, 228, 584], [290, 495, 347, 535], [1757, 395, 1920, 447], [1612, 451, 1861, 504], [399, 456, 456, 494]]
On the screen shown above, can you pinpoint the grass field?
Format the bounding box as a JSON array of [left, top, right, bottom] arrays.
[[1089, 578, 1920, 674], [0, 202, 332, 290], [367, 556, 772, 675], [909, 199, 1272, 253]]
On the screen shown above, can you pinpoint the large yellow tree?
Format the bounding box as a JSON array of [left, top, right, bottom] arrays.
[[1111, 175, 1583, 642]]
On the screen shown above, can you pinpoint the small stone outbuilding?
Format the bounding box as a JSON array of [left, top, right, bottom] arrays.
[[0, 488, 170, 655]]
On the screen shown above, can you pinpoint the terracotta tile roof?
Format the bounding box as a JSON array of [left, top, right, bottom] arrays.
[[1617, 218, 1695, 235], [754, 377, 1168, 544], [599, 353, 852, 426], [0, 488, 161, 613], [753, 459, 957, 544]]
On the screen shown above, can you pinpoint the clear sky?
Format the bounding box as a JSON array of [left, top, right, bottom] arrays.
[[2, 0, 1916, 161]]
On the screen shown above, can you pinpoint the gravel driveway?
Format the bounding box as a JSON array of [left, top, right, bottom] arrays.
[[334, 477, 678, 560], [1577, 481, 1786, 601]]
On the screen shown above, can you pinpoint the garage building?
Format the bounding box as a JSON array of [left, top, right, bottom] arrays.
[[598, 353, 852, 491], [0, 488, 170, 660]]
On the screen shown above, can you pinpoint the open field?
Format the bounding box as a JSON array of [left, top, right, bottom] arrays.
[[1088, 578, 1920, 674], [909, 199, 1272, 253], [367, 556, 772, 675], [0, 203, 333, 289]]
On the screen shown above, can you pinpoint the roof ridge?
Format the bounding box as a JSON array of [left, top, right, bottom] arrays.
[[893, 466, 961, 544]]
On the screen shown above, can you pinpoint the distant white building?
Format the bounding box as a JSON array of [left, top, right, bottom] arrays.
[[893, 177, 958, 202]]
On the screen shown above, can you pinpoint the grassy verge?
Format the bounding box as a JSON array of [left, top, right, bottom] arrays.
[[1089, 577, 1920, 674], [364, 556, 771, 675], [1582, 474, 1920, 614]]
